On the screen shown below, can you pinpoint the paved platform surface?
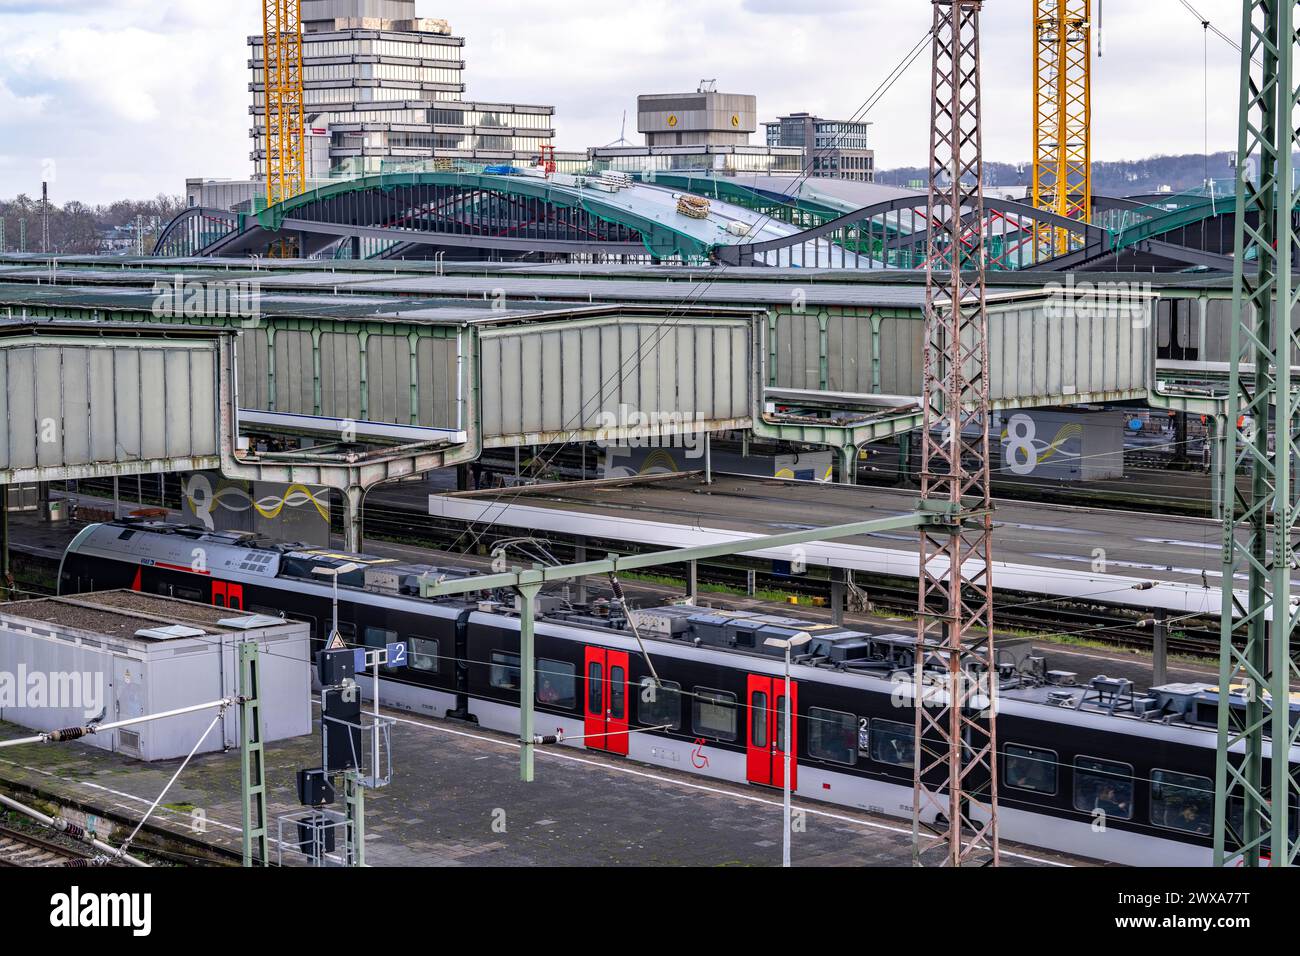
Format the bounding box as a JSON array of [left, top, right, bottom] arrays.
[[0, 706, 1096, 868], [417, 474, 1240, 618], [416, 474, 1226, 589]]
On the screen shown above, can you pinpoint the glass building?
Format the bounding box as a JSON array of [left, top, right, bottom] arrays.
[[765, 113, 876, 182]]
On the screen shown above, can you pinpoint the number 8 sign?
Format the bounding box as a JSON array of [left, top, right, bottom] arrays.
[[1004, 414, 1039, 476]]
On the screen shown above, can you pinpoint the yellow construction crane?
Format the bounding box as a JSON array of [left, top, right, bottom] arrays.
[[1032, 0, 1092, 255], [262, 0, 306, 208]]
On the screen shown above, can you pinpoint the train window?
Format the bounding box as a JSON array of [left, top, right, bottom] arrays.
[[609, 665, 626, 719], [537, 659, 576, 709], [409, 637, 440, 673], [807, 707, 857, 766], [637, 678, 681, 730], [1004, 744, 1058, 796], [1073, 756, 1135, 821], [588, 661, 602, 712], [870, 719, 915, 768], [490, 651, 521, 692], [1151, 769, 1213, 836], [692, 687, 738, 742], [751, 690, 769, 748]]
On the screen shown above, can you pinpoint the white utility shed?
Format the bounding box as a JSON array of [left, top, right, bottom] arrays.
[[0, 590, 311, 760]]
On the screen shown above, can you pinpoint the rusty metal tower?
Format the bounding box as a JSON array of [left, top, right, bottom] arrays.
[[262, 0, 307, 208], [913, 0, 1000, 868], [1032, 0, 1092, 255]]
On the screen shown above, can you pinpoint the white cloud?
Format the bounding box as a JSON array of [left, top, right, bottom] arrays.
[[0, 0, 1251, 204]]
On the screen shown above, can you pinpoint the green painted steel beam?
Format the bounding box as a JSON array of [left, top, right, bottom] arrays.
[[752, 412, 925, 448], [238, 641, 269, 868], [252, 171, 717, 262], [1214, 0, 1300, 868], [422, 507, 936, 786]]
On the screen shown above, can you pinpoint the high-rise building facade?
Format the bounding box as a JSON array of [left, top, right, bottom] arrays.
[[765, 113, 876, 182], [248, 0, 581, 179]]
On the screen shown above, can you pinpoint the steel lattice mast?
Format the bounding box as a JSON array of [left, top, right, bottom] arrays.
[[1213, 0, 1300, 868], [913, 0, 999, 868], [1032, 0, 1092, 256], [262, 0, 306, 208]]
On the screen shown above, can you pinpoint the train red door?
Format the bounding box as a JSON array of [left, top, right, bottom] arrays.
[[746, 674, 798, 790], [583, 647, 630, 756], [211, 582, 244, 610]]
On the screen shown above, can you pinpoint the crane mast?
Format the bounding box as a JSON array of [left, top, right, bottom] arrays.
[[262, 0, 306, 208], [1032, 0, 1092, 255]]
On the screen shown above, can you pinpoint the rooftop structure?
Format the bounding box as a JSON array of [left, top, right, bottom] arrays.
[[590, 82, 803, 178], [638, 87, 757, 147], [166, 170, 875, 263]]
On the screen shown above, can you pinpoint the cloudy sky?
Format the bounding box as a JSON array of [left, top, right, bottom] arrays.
[[0, 0, 1245, 205]]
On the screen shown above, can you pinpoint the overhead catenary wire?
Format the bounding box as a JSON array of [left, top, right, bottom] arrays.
[[1177, 0, 1260, 67], [433, 24, 937, 562]]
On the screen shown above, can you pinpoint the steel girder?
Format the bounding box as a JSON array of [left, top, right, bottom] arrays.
[[715, 193, 1110, 270], [243, 173, 715, 262], [1214, 0, 1300, 869], [913, 0, 1000, 868]]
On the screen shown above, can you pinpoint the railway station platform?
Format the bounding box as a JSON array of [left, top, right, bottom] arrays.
[[0, 704, 1096, 868], [2, 496, 1229, 695], [423, 473, 1233, 619]]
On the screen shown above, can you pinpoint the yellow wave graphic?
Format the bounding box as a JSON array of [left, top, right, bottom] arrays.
[[187, 482, 331, 523], [637, 449, 683, 475], [999, 421, 1084, 465]]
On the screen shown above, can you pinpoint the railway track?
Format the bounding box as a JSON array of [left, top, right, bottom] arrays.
[[355, 506, 1224, 660], [0, 824, 98, 867], [69, 472, 1225, 658]]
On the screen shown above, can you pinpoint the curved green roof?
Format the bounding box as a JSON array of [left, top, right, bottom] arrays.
[[249, 171, 722, 261]]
